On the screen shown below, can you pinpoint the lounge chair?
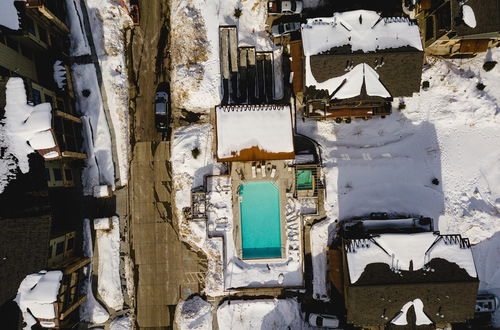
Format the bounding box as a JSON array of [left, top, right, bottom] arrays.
[[270, 165, 277, 178], [261, 163, 266, 177], [252, 163, 257, 178]]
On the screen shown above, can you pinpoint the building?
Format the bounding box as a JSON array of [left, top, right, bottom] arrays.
[[0, 0, 86, 189], [292, 10, 424, 121], [329, 222, 479, 329], [416, 0, 500, 56]]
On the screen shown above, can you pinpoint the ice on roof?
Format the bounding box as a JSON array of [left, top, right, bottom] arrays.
[[14, 271, 63, 329], [306, 62, 391, 99], [0, 0, 21, 30], [346, 232, 477, 283], [216, 105, 294, 161], [301, 10, 423, 56]]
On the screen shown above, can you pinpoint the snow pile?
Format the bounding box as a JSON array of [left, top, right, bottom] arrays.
[[171, 0, 282, 110], [217, 298, 311, 329], [305, 62, 391, 98], [0, 77, 56, 193], [216, 105, 294, 160], [298, 49, 500, 298], [472, 232, 500, 327], [53, 60, 67, 90], [346, 232, 477, 283], [462, 5, 477, 29], [65, 0, 91, 56], [14, 270, 63, 329], [0, 0, 20, 30], [110, 315, 132, 330], [85, 0, 132, 187], [96, 216, 124, 310], [80, 219, 110, 325], [301, 10, 423, 56], [174, 295, 212, 330], [94, 184, 111, 198], [391, 299, 432, 326]]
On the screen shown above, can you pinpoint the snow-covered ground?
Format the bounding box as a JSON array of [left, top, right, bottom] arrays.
[[170, 0, 282, 111], [95, 216, 124, 311], [0, 0, 20, 30], [301, 49, 500, 302], [217, 298, 313, 329], [174, 295, 213, 330]]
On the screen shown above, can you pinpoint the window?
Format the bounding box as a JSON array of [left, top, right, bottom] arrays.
[[53, 167, 62, 181], [5, 36, 18, 51], [44, 167, 51, 180], [38, 26, 48, 44], [64, 168, 73, 181], [425, 16, 434, 41], [48, 245, 53, 258], [56, 241, 64, 255], [32, 88, 42, 105], [23, 16, 35, 35], [67, 237, 74, 251], [57, 99, 65, 112], [0, 66, 10, 80], [0, 33, 5, 44]]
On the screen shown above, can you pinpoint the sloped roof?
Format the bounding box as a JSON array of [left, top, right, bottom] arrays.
[[301, 10, 422, 56], [345, 232, 477, 284], [307, 51, 424, 97], [215, 105, 295, 162], [451, 0, 500, 36]]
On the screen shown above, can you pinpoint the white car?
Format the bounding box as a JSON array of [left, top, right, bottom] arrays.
[[271, 22, 301, 37], [308, 313, 340, 328]]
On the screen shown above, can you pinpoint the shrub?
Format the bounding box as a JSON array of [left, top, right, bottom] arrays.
[[398, 102, 406, 110], [82, 89, 91, 97], [234, 7, 242, 18], [191, 147, 200, 159], [422, 80, 430, 89], [483, 61, 497, 72], [476, 82, 486, 91]]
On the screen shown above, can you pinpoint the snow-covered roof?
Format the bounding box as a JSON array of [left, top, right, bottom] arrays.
[[0, 0, 21, 30], [345, 232, 477, 284], [301, 10, 423, 56], [306, 62, 391, 99], [14, 271, 63, 329], [216, 105, 295, 162]]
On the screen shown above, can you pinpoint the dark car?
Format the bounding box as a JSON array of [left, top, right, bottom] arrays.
[[155, 88, 170, 132]]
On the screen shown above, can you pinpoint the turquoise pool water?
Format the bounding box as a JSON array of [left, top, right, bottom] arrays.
[[239, 181, 282, 259]]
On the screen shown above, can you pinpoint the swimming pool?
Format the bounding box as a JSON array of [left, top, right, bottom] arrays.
[[239, 181, 282, 259]]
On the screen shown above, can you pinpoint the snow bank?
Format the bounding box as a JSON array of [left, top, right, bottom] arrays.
[[0, 77, 55, 193], [174, 295, 212, 330], [310, 217, 336, 301], [217, 298, 311, 329], [72, 64, 115, 195], [472, 233, 500, 327], [301, 10, 422, 56], [80, 219, 110, 324], [0, 0, 20, 30], [14, 271, 63, 329], [216, 105, 294, 159], [85, 0, 132, 187], [171, 0, 281, 110], [110, 315, 132, 330], [96, 216, 124, 311]]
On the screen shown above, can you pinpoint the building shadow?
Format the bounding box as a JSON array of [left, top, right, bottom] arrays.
[[332, 114, 444, 227]]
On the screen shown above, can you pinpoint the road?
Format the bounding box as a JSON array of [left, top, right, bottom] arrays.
[[127, 1, 206, 328]]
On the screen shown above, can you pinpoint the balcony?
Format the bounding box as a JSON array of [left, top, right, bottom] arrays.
[[25, 0, 69, 34]]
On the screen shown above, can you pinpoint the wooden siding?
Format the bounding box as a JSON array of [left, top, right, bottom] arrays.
[[217, 145, 295, 162], [0, 43, 37, 81], [289, 40, 304, 94]]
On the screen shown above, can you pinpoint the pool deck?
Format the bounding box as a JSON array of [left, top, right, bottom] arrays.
[[230, 160, 295, 261]]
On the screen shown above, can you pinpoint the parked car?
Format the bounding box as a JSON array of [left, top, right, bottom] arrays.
[[271, 21, 301, 37], [308, 313, 340, 328], [155, 88, 170, 131], [268, 0, 303, 15]]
